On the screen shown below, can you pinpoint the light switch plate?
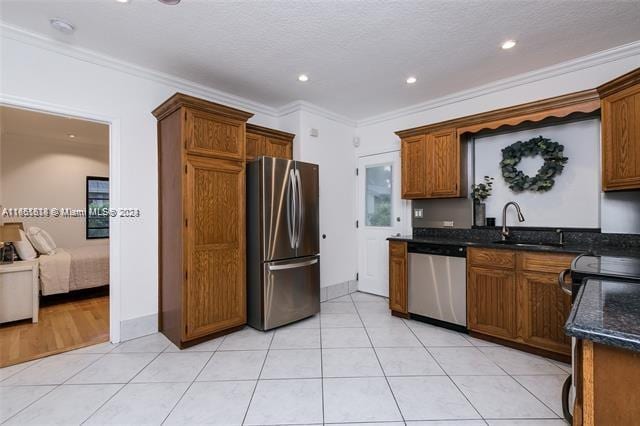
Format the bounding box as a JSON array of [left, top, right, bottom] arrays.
[[413, 208, 423, 218], [443, 221, 455, 227]]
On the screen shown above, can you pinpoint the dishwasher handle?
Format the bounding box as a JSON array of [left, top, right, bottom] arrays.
[[407, 243, 466, 258]]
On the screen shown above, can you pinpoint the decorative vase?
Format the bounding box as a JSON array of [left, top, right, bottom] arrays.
[[474, 202, 486, 227]]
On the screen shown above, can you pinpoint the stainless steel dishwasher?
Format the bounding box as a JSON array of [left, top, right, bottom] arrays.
[[408, 242, 467, 330]]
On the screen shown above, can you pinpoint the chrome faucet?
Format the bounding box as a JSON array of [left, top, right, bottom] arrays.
[[501, 201, 525, 240]]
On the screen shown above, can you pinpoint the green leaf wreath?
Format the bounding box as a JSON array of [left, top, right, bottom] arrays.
[[500, 136, 568, 192]]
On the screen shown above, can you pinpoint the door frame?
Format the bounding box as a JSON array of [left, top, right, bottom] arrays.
[[356, 149, 411, 294], [1, 94, 122, 343]]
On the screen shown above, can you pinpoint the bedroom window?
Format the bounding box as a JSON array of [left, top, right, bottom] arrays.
[[86, 176, 109, 239]]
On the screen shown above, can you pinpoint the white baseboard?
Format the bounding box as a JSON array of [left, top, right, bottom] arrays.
[[321, 280, 358, 302], [119, 313, 158, 342]]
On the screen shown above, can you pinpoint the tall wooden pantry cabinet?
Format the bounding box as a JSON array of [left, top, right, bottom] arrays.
[[153, 93, 253, 348]]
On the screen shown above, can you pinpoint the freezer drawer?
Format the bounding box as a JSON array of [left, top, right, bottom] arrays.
[[249, 255, 320, 330]]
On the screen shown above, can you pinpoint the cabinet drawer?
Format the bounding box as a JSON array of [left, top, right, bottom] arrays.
[[468, 247, 515, 269], [389, 241, 407, 258], [518, 251, 575, 274]]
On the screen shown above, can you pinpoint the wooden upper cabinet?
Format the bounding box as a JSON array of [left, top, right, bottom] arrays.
[[401, 135, 428, 198], [246, 124, 294, 161], [599, 68, 640, 191], [388, 241, 408, 315], [399, 129, 463, 199], [428, 129, 460, 197], [184, 156, 246, 339], [246, 132, 262, 162], [184, 108, 246, 161]]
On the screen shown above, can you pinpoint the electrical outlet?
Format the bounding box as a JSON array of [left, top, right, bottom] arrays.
[[443, 221, 455, 227], [413, 208, 423, 218]]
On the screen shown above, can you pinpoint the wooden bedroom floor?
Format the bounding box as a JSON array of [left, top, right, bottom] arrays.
[[0, 295, 109, 368]]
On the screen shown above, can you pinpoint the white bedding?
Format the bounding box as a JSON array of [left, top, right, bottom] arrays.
[[39, 245, 109, 296]]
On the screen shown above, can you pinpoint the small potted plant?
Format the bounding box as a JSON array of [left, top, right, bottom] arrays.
[[471, 176, 494, 226]]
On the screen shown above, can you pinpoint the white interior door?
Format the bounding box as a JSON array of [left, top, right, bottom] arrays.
[[357, 151, 406, 296]]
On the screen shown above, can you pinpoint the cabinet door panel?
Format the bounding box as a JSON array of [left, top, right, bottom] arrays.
[[246, 132, 263, 162], [185, 109, 245, 160], [389, 241, 408, 314], [428, 130, 459, 197], [401, 135, 428, 198], [517, 271, 571, 355], [602, 85, 640, 190], [264, 137, 292, 160], [468, 266, 517, 340], [185, 156, 246, 339]]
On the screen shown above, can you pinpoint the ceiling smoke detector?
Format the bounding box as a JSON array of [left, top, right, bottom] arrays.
[[157, 0, 181, 4], [49, 18, 75, 34]]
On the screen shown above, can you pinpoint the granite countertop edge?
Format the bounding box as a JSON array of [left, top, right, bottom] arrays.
[[565, 282, 640, 353], [386, 235, 637, 256]]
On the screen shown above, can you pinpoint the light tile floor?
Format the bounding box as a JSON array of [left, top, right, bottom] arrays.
[[0, 292, 570, 425]]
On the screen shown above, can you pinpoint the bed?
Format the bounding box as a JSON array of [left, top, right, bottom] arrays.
[[38, 245, 110, 296]]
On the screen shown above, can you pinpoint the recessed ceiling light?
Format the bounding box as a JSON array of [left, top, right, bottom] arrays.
[[298, 74, 309, 82], [406, 76, 417, 84], [115, 0, 130, 3], [68, 133, 76, 139], [501, 40, 517, 50], [49, 18, 75, 34]]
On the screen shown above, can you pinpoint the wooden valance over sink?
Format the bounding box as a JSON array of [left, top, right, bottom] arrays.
[[395, 89, 601, 139]]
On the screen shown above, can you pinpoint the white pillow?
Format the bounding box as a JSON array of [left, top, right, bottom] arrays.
[[13, 229, 38, 260], [26, 227, 57, 255]]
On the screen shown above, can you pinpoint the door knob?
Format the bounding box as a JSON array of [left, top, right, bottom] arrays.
[[396, 217, 401, 222]]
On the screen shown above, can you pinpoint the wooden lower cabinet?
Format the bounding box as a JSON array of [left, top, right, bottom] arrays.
[[467, 247, 573, 357], [388, 241, 408, 315], [576, 340, 640, 425], [467, 266, 517, 340], [517, 271, 572, 354]]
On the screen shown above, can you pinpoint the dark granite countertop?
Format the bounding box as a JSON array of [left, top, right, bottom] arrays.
[[388, 228, 640, 257], [565, 279, 640, 352]]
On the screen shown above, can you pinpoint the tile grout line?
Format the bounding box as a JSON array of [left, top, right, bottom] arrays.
[[2, 348, 116, 424], [240, 329, 275, 426], [351, 293, 406, 424], [403, 320, 486, 422], [476, 344, 568, 420], [81, 341, 173, 425], [319, 304, 325, 426], [158, 334, 228, 425]]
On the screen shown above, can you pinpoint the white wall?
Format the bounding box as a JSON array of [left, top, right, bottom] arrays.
[[1, 30, 279, 337], [356, 54, 640, 233], [1, 133, 109, 249], [474, 119, 600, 228], [291, 110, 358, 288]]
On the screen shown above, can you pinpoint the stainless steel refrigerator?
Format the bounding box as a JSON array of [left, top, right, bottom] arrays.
[[246, 157, 320, 330]]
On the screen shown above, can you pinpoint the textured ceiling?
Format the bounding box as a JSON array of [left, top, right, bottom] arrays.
[[1, 106, 109, 146], [1, 0, 640, 120]]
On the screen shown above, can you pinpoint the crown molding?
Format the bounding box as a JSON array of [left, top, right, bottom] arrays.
[[357, 40, 640, 127], [277, 100, 357, 127], [0, 22, 280, 119]]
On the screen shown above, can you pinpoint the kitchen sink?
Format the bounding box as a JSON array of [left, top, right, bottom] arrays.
[[492, 240, 564, 248]]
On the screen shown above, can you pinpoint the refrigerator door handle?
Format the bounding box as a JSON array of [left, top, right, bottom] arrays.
[[295, 168, 304, 249], [287, 169, 296, 249], [268, 257, 319, 271]]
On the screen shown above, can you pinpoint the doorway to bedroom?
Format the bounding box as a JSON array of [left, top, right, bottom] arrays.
[[0, 106, 110, 367]]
